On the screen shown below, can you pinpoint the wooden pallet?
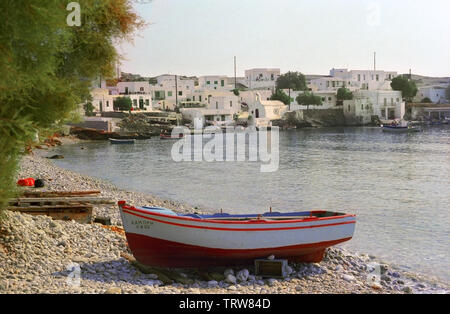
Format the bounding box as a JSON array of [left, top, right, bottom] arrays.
[[7, 191, 112, 224]]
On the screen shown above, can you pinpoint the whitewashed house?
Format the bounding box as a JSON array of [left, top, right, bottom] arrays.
[[198, 75, 231, 91], [414, 86, 448, 104], [180, 91, 240, 126], [150, 75, 196, 110], [247, 92, 287, 127], [344, 90, 405, 124], [117, 81, 151, 94], [91, 88, 115, 113], [311, 68, 398, 92], [245, 68, 280, 90]]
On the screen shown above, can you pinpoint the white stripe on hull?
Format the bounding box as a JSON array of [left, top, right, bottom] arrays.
[[120, 209, 356, 250]]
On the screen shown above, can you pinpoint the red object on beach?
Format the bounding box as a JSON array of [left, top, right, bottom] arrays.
[[17, 178, 35, 186]]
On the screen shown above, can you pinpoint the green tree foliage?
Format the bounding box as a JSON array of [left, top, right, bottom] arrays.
[[83, 103, 95, 116], [276, 72, 307, 91], [390, 76, 418, 102], [114, 97, 133, 111], [337, 87, 353, 101], [0, 0, 143, 215], [296, 92, 323, 110], [270, 89, 291, 105], [421, 97, 432, 103]]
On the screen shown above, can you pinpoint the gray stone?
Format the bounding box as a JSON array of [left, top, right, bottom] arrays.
[[236, 269, 249, 282], [342, 274, 355, 282], [225, 274, 237, 284]]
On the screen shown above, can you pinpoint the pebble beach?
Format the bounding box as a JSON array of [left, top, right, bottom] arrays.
[[0, 138, 448, 294]]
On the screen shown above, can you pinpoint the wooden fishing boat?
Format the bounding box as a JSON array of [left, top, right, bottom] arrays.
[[109, 138, 136, 144], [381, 125, 421, 133], [118, 201, 356, 267], [160, 133, 184, 140]]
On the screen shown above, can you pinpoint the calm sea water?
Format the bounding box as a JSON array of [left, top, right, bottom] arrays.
[[53, 126, 450, 283]]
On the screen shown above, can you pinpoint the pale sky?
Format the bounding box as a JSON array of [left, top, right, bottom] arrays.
[[118, 0, 450, 78]]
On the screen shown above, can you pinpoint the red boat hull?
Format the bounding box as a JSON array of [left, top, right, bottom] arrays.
[[125, 232, 352, 268]]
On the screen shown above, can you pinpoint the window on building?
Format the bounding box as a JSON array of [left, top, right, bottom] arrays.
[[328, 97, 332, 101], [216, 101, 218, 109], [133, 99, 137, 107], [214, 81, 218, 85], [192, 96, 195, 101], [376, 74, 379, 81], [221, 80, 224, 87], [106, 101, 109, 107], [230, 101, 233, 107], [178, 91, 182, 96], [168, 91, 172, 97], [348, 105, 351, 112], [207, 81, 210, 85], [384, 98, 387, 106], [145, 99, 149, 107], [140, 87, 144, 92], [396, 98, 399, 102], [199, 96, 202, 102], [361, 104, 364, 110], [358, 74, 361, 82]]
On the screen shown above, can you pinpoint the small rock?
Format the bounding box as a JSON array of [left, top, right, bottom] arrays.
[[402, 286, 413, 294], [267, 279, 277, 287], [225, 274, 237, 284], [224, 269, 234, 277], [342, 274, 355, 282], [207, 280, 218, 288], [381, 275, 391, 282], [228, 285, 237, 291], [104, 287, 122, 294], [236, 269, 249, 282]]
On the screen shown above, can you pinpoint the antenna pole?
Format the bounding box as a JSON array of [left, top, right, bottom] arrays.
[[234, 56, 237, 90]]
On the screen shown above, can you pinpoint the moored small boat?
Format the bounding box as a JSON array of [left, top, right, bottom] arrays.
[[381, 125, 421, 133], [109, 138, 136, 144], [118, 201, 356, 267], [160, 133, 184, 140]]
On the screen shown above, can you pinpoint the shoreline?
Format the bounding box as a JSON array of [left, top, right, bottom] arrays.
[[0, 138, 448, 294]]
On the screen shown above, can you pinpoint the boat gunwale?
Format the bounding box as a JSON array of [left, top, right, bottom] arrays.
[[120, 203, 356, 226]]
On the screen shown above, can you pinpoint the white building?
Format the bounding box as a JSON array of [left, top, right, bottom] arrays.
[[311, 68, 398, 91], [247, 92, 287, 127], [309, 77, 359, 92], [150, 75, 196, 110], [245, 68, 280, 90], [415, 86, 448, 104], [91, 88, 115, 112], [117, 81, 151, 94], [239, 90, 273, 106], [198, 75, 231, 90], [180, 91, 240, 127], [344, 90, 405, 124]]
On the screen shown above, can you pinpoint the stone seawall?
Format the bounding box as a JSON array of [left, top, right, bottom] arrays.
[[277, 109, 346, 128]]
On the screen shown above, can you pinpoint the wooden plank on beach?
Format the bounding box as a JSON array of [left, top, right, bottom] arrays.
[[6, 204, 93, 212], [22, 190, 101, 197], [9, 196, 114, 205]]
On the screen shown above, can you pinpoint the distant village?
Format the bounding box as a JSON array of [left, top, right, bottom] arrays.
[[83, 66, 450, 133]]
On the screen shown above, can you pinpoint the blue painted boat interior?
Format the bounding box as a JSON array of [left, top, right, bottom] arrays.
[[139, 206, 313, 219]]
